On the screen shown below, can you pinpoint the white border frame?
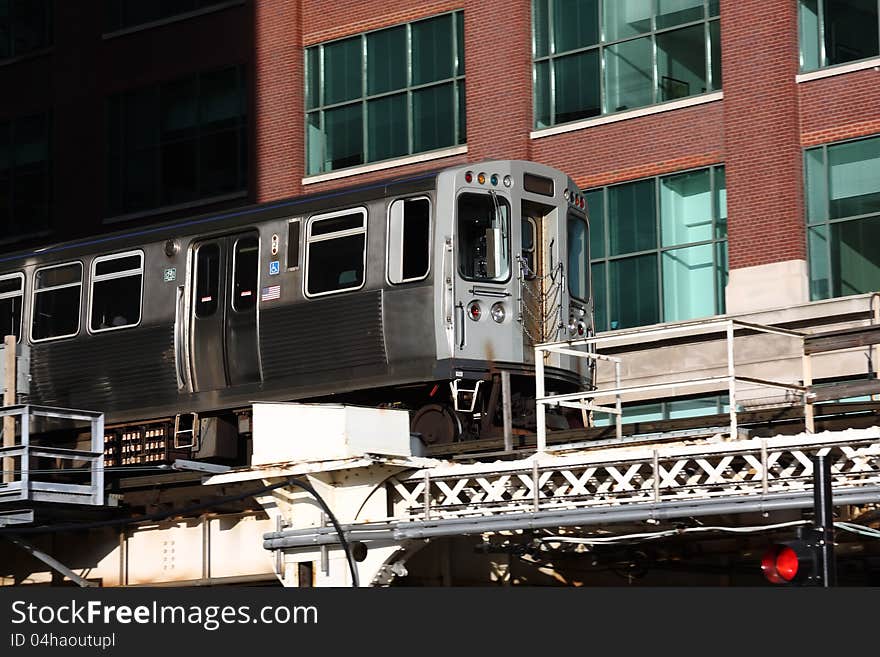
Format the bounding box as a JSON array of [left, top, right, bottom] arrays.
[[230, 235, 260, 313], [304, 207, 368, 298], [88, 250, 144, 334], [0, 272, 25, 343], [30, 261, 83, 343], [386, 196, 432, 286]]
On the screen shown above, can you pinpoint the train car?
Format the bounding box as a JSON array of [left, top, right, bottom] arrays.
[[0, 160, 592, 466]]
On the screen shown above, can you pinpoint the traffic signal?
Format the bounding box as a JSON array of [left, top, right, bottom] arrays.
[[760, 529, 821, 586]]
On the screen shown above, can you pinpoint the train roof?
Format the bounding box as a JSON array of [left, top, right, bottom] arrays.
[[0, 165, 448, 268]]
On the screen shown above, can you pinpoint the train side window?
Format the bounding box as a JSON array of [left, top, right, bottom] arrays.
[[388, 197, 430, 284], [31, 262, 83, 342], [90, 251, 144, 333], [195, 243, 221, 318], [0, 273, 25, 343], [305, 208, 367, 297], [457, 192, 511, 282], [232, 236, 259, 312], [287, 219, 301, 270]]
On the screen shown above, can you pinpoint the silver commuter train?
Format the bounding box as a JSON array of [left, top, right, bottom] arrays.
[[0, 159, 592, 459]]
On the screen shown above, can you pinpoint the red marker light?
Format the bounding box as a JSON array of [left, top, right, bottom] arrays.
[[465, 171, 473, 183], [761, 544, 800, 584], [467, 301, 482, 321]]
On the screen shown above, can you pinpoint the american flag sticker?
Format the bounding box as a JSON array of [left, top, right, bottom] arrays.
[[261, 285, 281, 301]]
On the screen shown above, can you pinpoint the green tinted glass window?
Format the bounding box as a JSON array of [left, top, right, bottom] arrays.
[[306, 11, 465, 175], [368, 27, 406, 95], [806, 136, 880, 300], [610, 254, 659, 330], [799, 0, 880, 71], [591, 165, 727, 331], [608, 179, 656, 255], [412, 14, 453, 85], [324, 37, 362, 106], [534, 0, 720, 128]]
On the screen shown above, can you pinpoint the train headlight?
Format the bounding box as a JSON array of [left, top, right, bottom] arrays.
[[503, 175, 512, 187], [490, 302, 505, 323], [568, 317, 578, 335], [467, 301, 482, 321]]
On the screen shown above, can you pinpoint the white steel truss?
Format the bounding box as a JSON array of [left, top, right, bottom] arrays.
[[387, 429, 880, 522]]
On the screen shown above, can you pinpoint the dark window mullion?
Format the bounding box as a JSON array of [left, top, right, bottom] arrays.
[[361, 35, 368, 165]]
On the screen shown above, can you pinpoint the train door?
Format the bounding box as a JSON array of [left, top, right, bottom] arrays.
[[189, 231, 261, 392], [519, 214, 543, 349]]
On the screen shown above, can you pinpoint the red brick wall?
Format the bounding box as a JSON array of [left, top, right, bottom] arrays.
[[464, 2, 531, 161], [531, 102, 725, 191], [721, 0, 805, 269], [254, 0, 303, 203], [303, 0, 460, 45], [799, 68, 880, 147]]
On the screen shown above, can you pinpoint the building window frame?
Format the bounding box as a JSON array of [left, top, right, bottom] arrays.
[[106, 64, 248, 219], [532, 0, 721, 129], [805, 134, 880, 300], [305, 10, 465, 176], [589, 164, 727, 332], [798, 0, 880, 72]]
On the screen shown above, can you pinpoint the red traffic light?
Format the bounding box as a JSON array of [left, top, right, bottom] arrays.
[[761, 539, 818, 585]]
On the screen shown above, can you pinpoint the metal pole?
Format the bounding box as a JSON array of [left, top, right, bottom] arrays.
[[535, 347, 546, 452], [3, 335, 15, 484], [614, 360, 622, 440], [501, 370, 513, 452], [803, 349, 815, 433], [813, 453, 837, 587], [726, 321, 737, 439]]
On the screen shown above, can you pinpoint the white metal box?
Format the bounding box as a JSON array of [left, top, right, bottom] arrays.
[[251, 403, 413, 465]]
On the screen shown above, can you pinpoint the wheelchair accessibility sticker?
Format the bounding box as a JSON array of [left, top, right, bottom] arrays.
[[269, 260, 280, 276]]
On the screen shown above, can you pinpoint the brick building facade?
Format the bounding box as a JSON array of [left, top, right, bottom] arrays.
[[1, 0, 879, 326]]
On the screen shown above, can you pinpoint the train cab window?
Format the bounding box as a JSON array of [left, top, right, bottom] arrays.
[[195, 243, 221, 317], [388, 197, 430, 284], [31, 262, 83, 342], [0, 273, 24, 342], [232, 236, 259, 312], [90, 251, 144, 333], [568, 213, 589, 302], [457, 192, 511, 282], [305, 208, 367, 297]]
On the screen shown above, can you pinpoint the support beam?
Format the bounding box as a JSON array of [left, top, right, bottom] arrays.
[[5, 534, 97, 588]]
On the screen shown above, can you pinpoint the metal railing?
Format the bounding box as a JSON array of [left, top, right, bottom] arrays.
[[0, 405, 104, 506], [534, 318, 810, 452]]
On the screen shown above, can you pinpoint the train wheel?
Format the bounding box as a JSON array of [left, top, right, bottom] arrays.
[[411, 404, 461, 445]]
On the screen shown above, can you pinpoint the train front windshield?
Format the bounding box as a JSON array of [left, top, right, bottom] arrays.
[[457, 192, 511, 282], [567, 212, 589, 302]]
